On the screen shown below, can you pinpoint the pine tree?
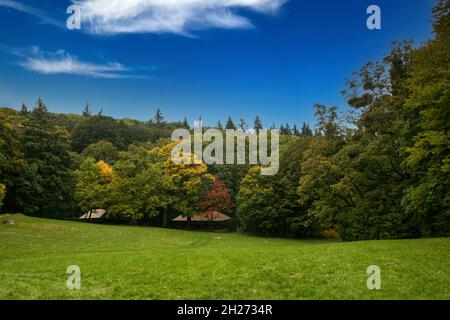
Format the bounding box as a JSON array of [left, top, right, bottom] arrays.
[[239, 119, 248, 131], [20, 103, 29, 116], [195, 116, 203, 129], [301, 122, 313, 136], [82, 101, 92, 117], [254, 116, 263, 133], [20, 99, 75, 217], [32, 98, 49, 123], [225, 116, 236, 130], [182, 117, 190, 129], [217, 121, 224, 130], [280, 123, 291, 135], [154, 108, 165, 125]]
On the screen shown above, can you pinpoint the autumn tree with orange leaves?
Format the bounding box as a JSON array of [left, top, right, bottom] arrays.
[[197, 176, 235, 225]]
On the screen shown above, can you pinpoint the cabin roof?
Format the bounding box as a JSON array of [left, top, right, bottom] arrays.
[[79, 209, 107, 220], [173, 211, 232, 222]]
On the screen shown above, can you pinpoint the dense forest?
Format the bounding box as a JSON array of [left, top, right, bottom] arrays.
[[0, 1, 448, 241]]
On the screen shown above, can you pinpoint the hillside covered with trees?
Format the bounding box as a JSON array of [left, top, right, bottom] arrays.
[[0, 1, 448, 241]]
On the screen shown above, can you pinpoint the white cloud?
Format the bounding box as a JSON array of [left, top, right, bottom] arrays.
[[73, 0, 287, 35], [0, 0, 63, 27], [19, 47, 141, 79]]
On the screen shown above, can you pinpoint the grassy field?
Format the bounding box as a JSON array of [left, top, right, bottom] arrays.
[[0, 214, 449, 300]]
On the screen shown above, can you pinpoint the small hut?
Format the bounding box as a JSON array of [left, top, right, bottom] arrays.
[[172, 211, 234, 231], [79, 209, 107, 221]]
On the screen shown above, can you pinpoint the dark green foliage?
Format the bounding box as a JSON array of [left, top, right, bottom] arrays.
[[237, 137, 312, 237], [81, 140, 119, 164], [301, 122, 313, 136], [71, 115, 134, 152], [70, 114, 181, 153], [82, 102, 92, 117], [279, 123, 291, 135], [154, 108, 165, 125], [0, 108, 28, 214], [182, 117, 190, 129], [402, 2, 450, 236], [254, 116, 263, 133], [19, 100, 76, 218], [210, 164, 249, 210], [225, 116, 236, 130], [20, 103, 29, 116], [50, 113, 84, 132], [239, 1, 450, 240], [237, 166, 279, 235]]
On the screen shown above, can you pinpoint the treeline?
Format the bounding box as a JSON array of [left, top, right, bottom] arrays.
[[0, 100, 309, 222], [0, 1, 448, 241], [216, 116, 313, 136]]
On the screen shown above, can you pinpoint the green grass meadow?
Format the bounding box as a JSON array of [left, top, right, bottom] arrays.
[[0, 214, 449, 300]]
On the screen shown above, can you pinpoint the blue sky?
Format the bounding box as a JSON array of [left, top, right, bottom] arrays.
[[0, 0, 436, 126]]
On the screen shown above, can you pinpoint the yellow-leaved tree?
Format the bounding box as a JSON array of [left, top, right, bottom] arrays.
[[74, 158, 117, 214], [163, 153, 214, 226]]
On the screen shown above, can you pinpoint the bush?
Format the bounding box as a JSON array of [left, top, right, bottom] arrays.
[[320, 228, 340, 241]]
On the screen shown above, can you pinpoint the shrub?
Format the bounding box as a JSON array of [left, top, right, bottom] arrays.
[[320, 228, 340, 240]]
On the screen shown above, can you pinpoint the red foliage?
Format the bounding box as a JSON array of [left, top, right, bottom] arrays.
[[197, 175, 235, 217]]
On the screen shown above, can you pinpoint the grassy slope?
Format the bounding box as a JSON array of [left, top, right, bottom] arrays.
[[0, 214, 449, 300]]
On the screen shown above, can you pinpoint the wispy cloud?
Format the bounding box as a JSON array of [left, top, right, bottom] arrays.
[[0, 0, 64, 27], [0, 0, 287, 35], [4, 46, 144, 79], [73, 0, 287, 35]]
